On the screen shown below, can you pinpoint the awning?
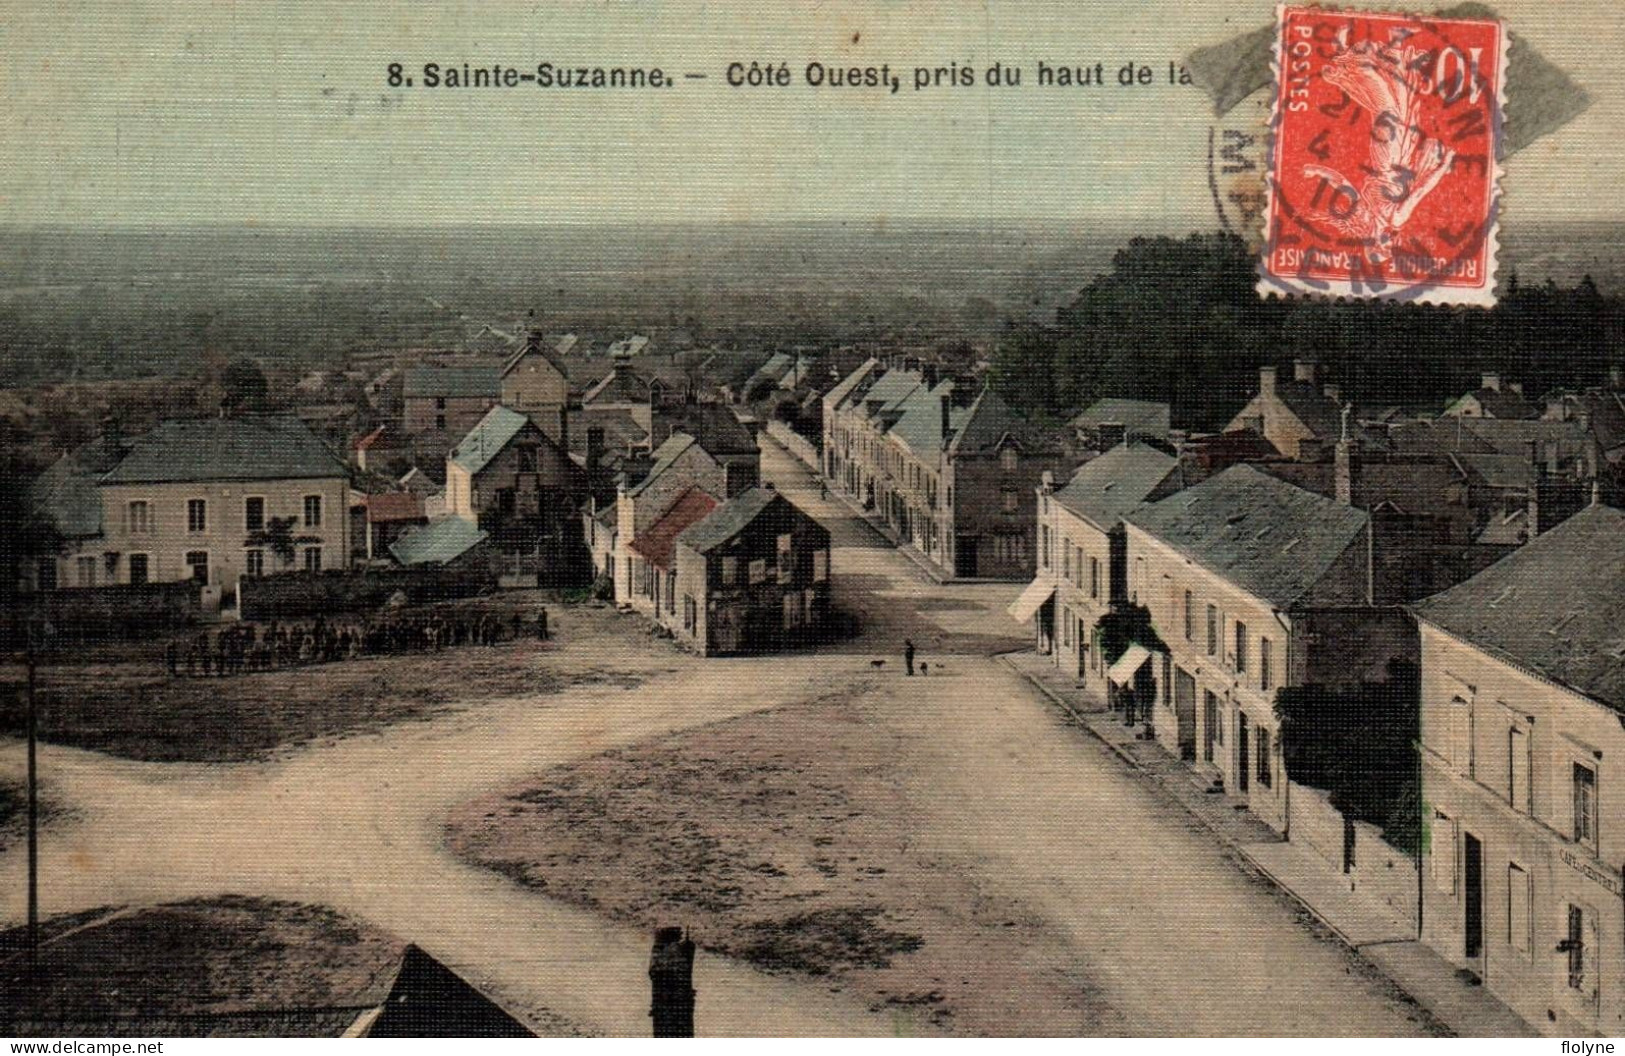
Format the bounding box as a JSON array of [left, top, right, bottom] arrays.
[[1106, 643, 1155, 687], [1007, 579, 1056, 624]]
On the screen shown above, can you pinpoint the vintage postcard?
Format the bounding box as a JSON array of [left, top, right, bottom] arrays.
[[0, 0, 1621, 1043]]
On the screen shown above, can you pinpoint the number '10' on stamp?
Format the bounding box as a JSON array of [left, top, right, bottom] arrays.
[[1257, 5, 1507, 307]]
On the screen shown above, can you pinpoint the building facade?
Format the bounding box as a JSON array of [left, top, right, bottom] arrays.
[[1413, 504, 1625, 1035], [401, 365, 500, 437]]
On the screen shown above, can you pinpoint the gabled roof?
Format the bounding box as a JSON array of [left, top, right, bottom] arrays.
[[656, 403, 757, 456], [501, 335, 568, 379], [1053, 443, 1179, 532], [947, 387, 1062, 458], [1069, 398, 1172, 440], [1414, 504, 1625, 713], [449, 405, 532, 475], [389, 517, 488, 566], [855, 368, 923, 417], [401, 365, 500, 399], [629, 486, 719, 568], [1127, 465, 1369, 609], [101, 417, 347, 485], [607, 334, 650, 358], [889, 381, 963, 457], [1457, 417, 1591, 460], [29, 434, 128, 538], [823, 360, 878, 411], [1446, 385, 1535, 420], [625, 432, 700, 498], [676, 486, 785, 554], [356, 425, 389, 452], [581, 366, 651, 406]]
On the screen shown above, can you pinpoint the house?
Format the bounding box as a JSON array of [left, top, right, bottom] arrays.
[[444, 406, 588, 585], [359, 492, 427, 563], [1226, 360, 1354, 459], [579, 365, 655, 439], [668, 484, 833, 656], [401, 365, 500, 436], [626, 485, 719, 623], [612, 432, 728, 606], [1069, 398, 1172, 449], [1124, 465, 1415, 828], [499, 332, 571, 444], [29, 416, 351, 591], [1012, 442, 1182, 686], [1411, 503, 1625, 1036], [1444, 372, 1536, 419], [651, 401, 760, 496], [822, 359, 1072, 580]]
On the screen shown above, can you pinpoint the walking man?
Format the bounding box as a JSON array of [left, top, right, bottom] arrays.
[[537, 605, 550, 641], [903, 638, 916, 677]]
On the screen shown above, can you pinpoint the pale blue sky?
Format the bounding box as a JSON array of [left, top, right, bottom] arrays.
[[1, 0, 1617, 226]]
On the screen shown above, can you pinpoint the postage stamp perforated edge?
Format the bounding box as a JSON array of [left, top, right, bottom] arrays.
[[1254, 2, 1509, 308]]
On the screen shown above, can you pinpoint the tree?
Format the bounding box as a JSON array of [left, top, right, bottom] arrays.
[[1275, 659, 1421, 856], [220, 359, 270, 414], [0, 449, 62, 605], [245, 516, 317, 567]]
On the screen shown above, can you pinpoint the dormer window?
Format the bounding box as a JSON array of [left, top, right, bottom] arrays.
[[1001, 447, 1019, 472]]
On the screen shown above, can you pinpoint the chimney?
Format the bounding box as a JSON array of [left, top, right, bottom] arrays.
[[1098, 421, 1127, 449], [1481, 371, 1501, 392], [1294, 358, 1319, 385], [923, 363, 938, 390], [940, 392, 951, 441], [1259, 365, 1278, 397], [1040, 470, 1055, 494], [1335, 431, 1360, 506], [1323, 383, 1341, 402], [586, 425, 605, 475]]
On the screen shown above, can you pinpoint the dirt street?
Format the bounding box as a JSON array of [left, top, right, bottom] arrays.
[[0, 439, 1440, 1035]]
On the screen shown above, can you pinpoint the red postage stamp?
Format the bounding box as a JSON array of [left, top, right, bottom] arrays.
[[1258, 5, 1507, 306]]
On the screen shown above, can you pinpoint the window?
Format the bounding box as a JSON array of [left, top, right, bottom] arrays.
[[304, 546, 323, 573], [748, 558, 767, 585], [1001, 447, 1019, 472], [128, 500, 152, 534], [244, 497, 265, 533], [435, 414, 446, 431], [782, 591, 803, 630], [721, 556, 738, 585], [245, 549, 265, 578], [1090, 556, 1100, 600], [76, 555, 96, 587], [128, 553, 149, 585], [812, 550, 828, 582], [1260, 638, 1273, 691], [1507, 863, 1530, 954], [1449, 696, 1474, 775], [1001, 488, 1018, 513], [185, 550, 209, 584], [1041, 525, 1051, 569], [435, 396, 447, 410], [36, 556, 57, 592], [1062, 606, 1072, 647], [683, 595, 697, 632], [1234, 621, 1248, 673], [1256, 726, 1272, 787], [1062, 542, 1072, 580], [1431, 811, 1456, 893], [1508, 726, 1529, 812], [1206, 605, 1218, 655], [517, 445, 538, 473], [777, 533, 793, 583], [303, 495, 323, 528], [666, 571, 676, 613], [1573, 762, 1598, 850], [1183, 591, 1193, 640], [1566, 904, 1597, 999]]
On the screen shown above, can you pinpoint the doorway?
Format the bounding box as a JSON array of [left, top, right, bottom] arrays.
[[1237, 712, 1250, 793], [1464, 833, 1484, 961]]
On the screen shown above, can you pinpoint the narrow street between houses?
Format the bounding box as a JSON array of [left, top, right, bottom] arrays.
[[0, 437, 1441, 1036]]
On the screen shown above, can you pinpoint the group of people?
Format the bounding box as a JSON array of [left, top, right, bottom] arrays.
[[163, 606, 551, 677]]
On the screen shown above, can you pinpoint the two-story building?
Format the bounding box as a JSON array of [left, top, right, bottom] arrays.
[[668, 484, 832, 655], [1012, 442, 1181, 686], [499, 333, 571, 445], [1124, 466, 1384, 827], [401, 365, 500, 437], [613, 432, 728, 609], [1411, 503, 1625, 1035], [31, 417, 352, 590]]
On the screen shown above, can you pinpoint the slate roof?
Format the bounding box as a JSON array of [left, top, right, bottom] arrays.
[[449, 405, 532, 476], [1414, 504, 1625, 713], [29, 434, 128, 538], [888, 381, 964, 456], [1053, 443, 1179, 531], [100, 417, 347, 485], [389, 517, 488, 566], [1069, 398, 1172, 440], [948, 387, 1062, 457], [676, 485, 785, 554], [1447, 385, 1535, 419], [657, 403, 757, 456], [607, 335, 650, 358], [500, 335, 568, 379], [581, 367, 651, 406], [1458, 417, 1592, 460], [629, 486, 720, 568], [401, 365, 500, 399], [853, 368, 923, 418], [823, 359, 878, 410], [1127, 465, 1369, 609], [626, 432, 699, 498]]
